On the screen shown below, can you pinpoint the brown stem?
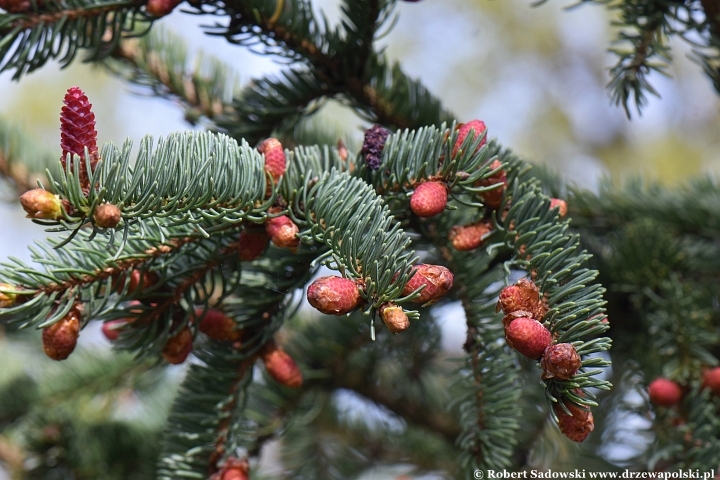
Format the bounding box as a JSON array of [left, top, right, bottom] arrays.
[[332, 357, 461, 444], [0, 1, 144, 35], [222, 2, 416, 130], [112, 39, 234, 123]]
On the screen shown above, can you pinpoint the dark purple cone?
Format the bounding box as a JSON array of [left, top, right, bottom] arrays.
[[361, 125, 390, 170]]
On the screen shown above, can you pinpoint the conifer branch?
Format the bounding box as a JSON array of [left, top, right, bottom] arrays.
[[0, 0, 149, 78], [607, 1, 672, 117], [0, 117, 59, 194], [109, 29, 240, 126]]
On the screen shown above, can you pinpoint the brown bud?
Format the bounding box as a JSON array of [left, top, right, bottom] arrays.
[[496, 278, 547, 320], [115, 269, 159, 295], [20, 189, 63, 220], [401, 264, 454, 304], [93, 203, 122, 229], [262, 343, 302, 388], [307, 276, 361, 315], [162, 327, 193, 364], [550, 198, 568, 218], [237, 226, 270, 261], [42, 307, 81, 360], [648, 378, 683, 407], [410, 181, 448, 218], [265, 215, 300, 249], [541, 343, 581, 380], [504, 316, 552, 359], [379, 303, 410, 334], [337, 139, 349, 162], [0, 283, 17, 308], [475, 159, 506, 210], [197, 308, 241, 342], [449, 220, 493, 251], [554, 399, 594, 443]]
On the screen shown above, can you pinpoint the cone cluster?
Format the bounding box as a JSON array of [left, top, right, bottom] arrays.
[[498, 279, 589, 442]]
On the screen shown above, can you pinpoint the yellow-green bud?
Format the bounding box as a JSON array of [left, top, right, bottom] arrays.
[[19, 189, 63, 220], [0, 283, 17, 308]]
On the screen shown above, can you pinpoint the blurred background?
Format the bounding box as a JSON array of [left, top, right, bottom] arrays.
[[0, 0, 719, 477]]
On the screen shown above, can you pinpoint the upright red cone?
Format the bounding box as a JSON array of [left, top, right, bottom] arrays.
[[60, 87, 98, 189]]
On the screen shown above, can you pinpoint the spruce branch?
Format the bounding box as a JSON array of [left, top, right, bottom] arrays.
[[157, 248, 317, 479], [215, 68, 330, 145], [109, 28, 240, 126], [607, 0, 674, 117], [0, 116, 57, 194], [0, 0, 150, 79], [43, 131, 269, 236]]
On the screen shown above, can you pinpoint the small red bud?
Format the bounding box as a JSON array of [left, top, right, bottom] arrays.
[[504, 317, 552, 359], [648, 378, 683, 407], [410, 181, 447, 218], [307, 276, 361, 315], [550, 198, 568, 218], [702, 367, 720, 395], [554, 399, 594, 443], [20, 189, 63, 220], [237, 227, 270, 261], [337, 139, 349, 162], [197, 309, 241, 342], [93, 203, 122, 229], [258, 138, 286, 184], [401, 264, 454, 304], [262, 343, 302, 388], [476, 159, 506, 210], [101, 319, 128, 341], [42, 307, 81, 360], [162, 327, 193, 364], [541, 343, 582, 380], [115, 269, 159, 295], [379, 303, 410, 334], [449, 220, 493, 251], [146, 0, 182, 16], [211, 458, 249, 480], [265, 216, 300, 249], [452, 120, 487, 158]]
